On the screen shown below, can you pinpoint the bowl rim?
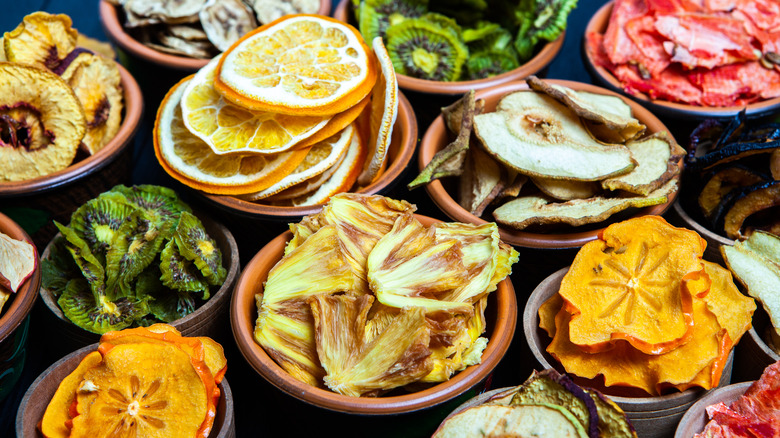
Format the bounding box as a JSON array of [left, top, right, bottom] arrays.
[[0, 62, 143, 197], [99, 0, 333, 71], [230, 213, 518, 415], [673, 381, 753, 438], [200, 91, 418, 219], [419, 78, 680, 249], [0, 212, 40, 344], [333, 0, 565, 95], [583, 0, 780, 120]]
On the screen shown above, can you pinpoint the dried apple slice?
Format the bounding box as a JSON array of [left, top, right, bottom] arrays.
[[433, 404, 589, 438], [3, 12, 78, 70], [601, 132, 684, 196], [0, 231, 36, 292]]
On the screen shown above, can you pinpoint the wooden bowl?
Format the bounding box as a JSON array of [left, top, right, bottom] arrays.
[[333, 0, 564, 95], [38, 213, 239, 353], [419, 79, 680, 249], [523, 267, 735, 438], [0, 63, 143, 250], [99, 0, 332, 71], [15, 343, 235, 438], [230, 214, 517, 415], [583, 1, 780, 120], [200, 91, 417, 220], [674, 381, 753, 438]]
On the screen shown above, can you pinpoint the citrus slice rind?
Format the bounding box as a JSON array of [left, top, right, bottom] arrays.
[[265, 139, 350, 201], [240, 122, 355, 201], [154, 76, 310, 195], [216, 14, 378, 116], [181, 55, 330, 155]]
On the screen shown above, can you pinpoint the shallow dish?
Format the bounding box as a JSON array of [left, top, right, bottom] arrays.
[[419, 79, 679, 249], [230, 214, 517, 415], [673, 381, 753, 438], [15, 343, 235, 438], [583, 1, 780, 120]]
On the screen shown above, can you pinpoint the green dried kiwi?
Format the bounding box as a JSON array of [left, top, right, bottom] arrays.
[[42, 235, 81, 297], [428, 0, 487, 26], [58, 277, 148, 334], [137, 266, 197, 323], [514, 0, 577, 60], [53, 221, 105, 296], [69, 191, 135, 265], [160, 239, 210, 298], [174, 211, 226, 287], [385, 17, 468, 81], [418, 12, 462, 34], [466, 48, 520, 79], [462, 21, 509, 46], [109, 184, 192, 229], [358, 0, 429, 44]]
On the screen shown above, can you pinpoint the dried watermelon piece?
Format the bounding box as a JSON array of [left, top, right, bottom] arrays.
[[0, 231, 36, 293], [3, 12, 78, 70]]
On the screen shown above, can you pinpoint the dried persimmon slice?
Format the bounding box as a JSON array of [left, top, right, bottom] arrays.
[[40, 351, 103, 438]]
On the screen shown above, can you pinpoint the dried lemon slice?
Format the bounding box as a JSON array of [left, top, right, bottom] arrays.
[[0, 62, 86, 182], [216, 14, 377, 116], [181, 55, 330, 155], [154, 75, 309, 194], [3, 12, 78, 70]]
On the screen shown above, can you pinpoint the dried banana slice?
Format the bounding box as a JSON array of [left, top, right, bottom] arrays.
[[0, 63, 86, 181], [200, 0, 258, 52], [3, 12, 78, 71]]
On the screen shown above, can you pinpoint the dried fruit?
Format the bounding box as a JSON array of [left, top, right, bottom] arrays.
[[601, 132, 684, 196], [0, 230, 37, 294], [40, 351, 103, 438], [434, 404, 589, 438], [3, 12, 78, 70], [199, 0, 257, 51], [385, 14, 468, 81], [722, 181, 780, 240]]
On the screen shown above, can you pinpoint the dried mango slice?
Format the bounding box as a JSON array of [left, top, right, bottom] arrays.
[[3, 12, 78, 70], [559, 216, 706, 355], [0, 62, 85, 182], [41, 351, 102, 438]]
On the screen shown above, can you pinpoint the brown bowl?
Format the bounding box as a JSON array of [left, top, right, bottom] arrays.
[[100, 0, 332, 71], [333, 0, 564, 95], [0, 63, 143, 250], [583, 1, 780, 120], [230, 214, 517, 415], [419, 79, 680, 249], [38, 212, 239, 352], [674, 381, 752, 438], [15, 343, 235, 438], [200, 91, 417, 220], [523, 267, 734, 438]]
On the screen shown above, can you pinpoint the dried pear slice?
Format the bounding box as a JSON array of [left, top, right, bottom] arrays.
[[474, 91, 635, 181], [493, 178, 676, 230], [3, 12, 78, 70], [531, 176, 602, 201], [697, 166, 768, 221], [124, 0, 206, 21], [458, 143, 505, 216], [0, 231, 36, 293], [174, 211, 226, 287], [433, 404, 589, 438], [60, 52, 124, 155], [200, 0, 258, 52], [527, 76, 645, 143], [602, 132, 684, 196], [0, 62, 85, 182], [722, 181, 780, 240]]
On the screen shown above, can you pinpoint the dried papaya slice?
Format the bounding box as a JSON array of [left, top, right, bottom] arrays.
[[41, 351, 103, 438], [3, 12, 78, 70], [559, 216, 706, 355]]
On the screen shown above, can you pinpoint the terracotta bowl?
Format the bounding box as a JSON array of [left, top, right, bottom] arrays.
[[230, 214, 517, 415], [15, 343, 235, 438], [674, 381, 753, 438], [200, 92, 417, 220], [38, 212, 239, 354], [0, 212, 41, 402], [419, 79, 680, 249], [333, 0, 564, 95], [0, 63, 143, 250], [583, 1, 780, 120], [523, 267, 735, 438], [99, 0, 332, 71]]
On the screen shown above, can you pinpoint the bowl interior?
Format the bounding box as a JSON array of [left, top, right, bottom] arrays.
[[230, 214, 517, 414], [420, 79, 680, 249], [673, 381, 752, 438], [0, 213, 40, 344], [202, 91, 418, 219]]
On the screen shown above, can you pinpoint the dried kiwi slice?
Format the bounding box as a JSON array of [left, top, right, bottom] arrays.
[[466, 48, 519, 80], [385, 16, 468, 81], [174, 211, 226, 287], [109, 184, 192, 228], [358, 0, 428, 43], [160, 239, 210, 298], [58, 278, 147, 334], [69, 191, 134, 265], [53, 221, 105, 296], [41, 236, 81, 297], [137, 266, 197, 323], [514, 0, 576, 60]]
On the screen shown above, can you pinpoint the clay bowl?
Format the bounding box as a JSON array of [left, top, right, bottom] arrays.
[[200, 91, 417, 220], [583, 1, 780, 120], [674, 381, 753, 438], [0, 212, 41, 402], [419, 79, 680, 249], [333, 0, 564, 96], [0, 64, 143, 250], [230, 214, 517, 415], [524, 267, 735, 438], [16, 343, 235, 438], [99, 0, 332, 71], [38, 212, 239, 355]]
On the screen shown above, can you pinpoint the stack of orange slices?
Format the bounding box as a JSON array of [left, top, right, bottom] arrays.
[[154, 14, 399, 206]]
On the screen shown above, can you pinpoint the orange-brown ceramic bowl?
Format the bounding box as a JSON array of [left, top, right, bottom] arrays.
[[200, 91, 417, 220], [230, 214, 517, 415], [15, 343, 236, 438], [419, 79, 680, 249], [583, 1, 780, 120], [100, 0, 332, 71], [333, 1, 564, 95], [673, 381, 753, 438]]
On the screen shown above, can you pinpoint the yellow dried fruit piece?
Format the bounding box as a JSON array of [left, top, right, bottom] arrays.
[[4, 12, 78, 70], [41, 351, 103, 438], [0, 62, 86, 181]]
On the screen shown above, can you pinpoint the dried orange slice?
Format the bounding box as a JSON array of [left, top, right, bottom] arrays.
[[181, 55, 330, 155], [154, 75, 309, 194], [3, 12, 77, 70], [40, 351, 103, 438], [216, 14, 377, 116]]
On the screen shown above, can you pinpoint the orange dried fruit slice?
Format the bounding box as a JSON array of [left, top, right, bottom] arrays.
[[559, 216, 706, 355], [154, 75, 309, 194], [181, 55, 330, 155], [40, 351, 103, 438], [3, 12, 77, 70], [216, 14, 377, 116], [0, 62, 86, 181]]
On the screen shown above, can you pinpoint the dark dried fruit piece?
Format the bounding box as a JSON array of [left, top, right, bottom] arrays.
[[697, 166, 768, 221], [722, 181, 780, 240]]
